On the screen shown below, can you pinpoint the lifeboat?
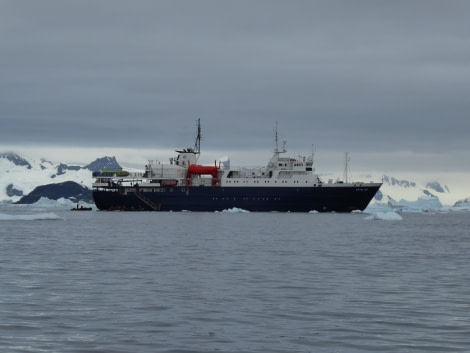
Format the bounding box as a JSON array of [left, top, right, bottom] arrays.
[[186, 164, 219, 186], [187, 165, 218, 177]]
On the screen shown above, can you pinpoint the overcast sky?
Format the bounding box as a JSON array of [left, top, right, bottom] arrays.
[[1, 1, 469, 192]]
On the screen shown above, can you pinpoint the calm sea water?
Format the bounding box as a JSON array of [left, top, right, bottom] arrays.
[[0, 207, 469, 353]]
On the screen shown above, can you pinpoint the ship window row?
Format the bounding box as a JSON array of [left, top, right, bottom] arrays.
[[127, 188, 169, 193], [212, 197, 281, 201], [276, 162, 305, 168], [224, 180, 309, 184]]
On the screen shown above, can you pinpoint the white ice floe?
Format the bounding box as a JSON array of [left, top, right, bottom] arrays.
[[364, 211, 403, 221], [220, 207, 250, 213], [0, 212, 63, 221]]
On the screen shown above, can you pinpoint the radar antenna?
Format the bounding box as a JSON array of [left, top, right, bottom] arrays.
[[194, 118, 201, 156], [343, 152, 351, 183], [274, 121, 286, 153], [275, 121, 279, 152]]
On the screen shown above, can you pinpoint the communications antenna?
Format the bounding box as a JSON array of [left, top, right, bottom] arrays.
[[194, 118, 201, 156], [274, 121, 279, 152], [343, 152, 351, 183], [274, 121, 286, 153]]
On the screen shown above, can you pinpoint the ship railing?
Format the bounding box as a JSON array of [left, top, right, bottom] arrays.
[[92, 182, 110, 188], [126, 172, 144, 178], [106, 173, 144, 183]]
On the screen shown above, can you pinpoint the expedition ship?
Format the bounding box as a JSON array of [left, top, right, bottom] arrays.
[[92, 120, 381, 212]]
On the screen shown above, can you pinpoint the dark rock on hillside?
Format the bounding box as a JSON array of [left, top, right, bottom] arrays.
[[453, 197, 470, 207], [382, 175, 416, 188], [0, 152, 32, 169], [56, 163, 81, 176], [6, 184, 23, 197], [374, 189, 383, 201], [85, 156, 121, 172], [426, 181, 449, 193], [14, 181, 93, 204], [423, 190, 438, 198], [49, 157, 121, 178], [39, 158, 54, 170]]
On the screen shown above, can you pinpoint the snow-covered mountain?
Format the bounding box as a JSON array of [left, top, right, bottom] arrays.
[[320, 172, 468, 212], [362, 174, 470, 212], [1, 152, 469, 211], [0, 152, 120, 204]]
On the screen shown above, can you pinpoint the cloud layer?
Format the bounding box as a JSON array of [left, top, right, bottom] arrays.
[[1, 1, 469, 186]]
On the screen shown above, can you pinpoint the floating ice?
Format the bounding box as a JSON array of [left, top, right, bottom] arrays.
[[32, 197, 73, 208], [0, 212, 63, 221], [220, 207, 250, 213], [31, 197, 94, 209], [364, 212, 403, 221]]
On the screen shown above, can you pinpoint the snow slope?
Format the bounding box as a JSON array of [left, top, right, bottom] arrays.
[[0, 153, 116, 204], [364, 174, 469, 212]]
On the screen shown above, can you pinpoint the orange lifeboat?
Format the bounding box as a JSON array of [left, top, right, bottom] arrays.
[[186, 164, 219, 186], [187, 165, 218, 177]]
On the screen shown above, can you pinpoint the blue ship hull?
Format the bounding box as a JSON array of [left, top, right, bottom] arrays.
[[92, 184, 380, 212]]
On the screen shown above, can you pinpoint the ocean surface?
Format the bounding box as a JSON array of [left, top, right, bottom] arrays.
[[0, 207, 469, 353]]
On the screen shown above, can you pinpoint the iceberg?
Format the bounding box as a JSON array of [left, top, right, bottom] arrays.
[[397, 195, 442, 212], [220, 207, 250, 213], [30, 197, 94, 209]]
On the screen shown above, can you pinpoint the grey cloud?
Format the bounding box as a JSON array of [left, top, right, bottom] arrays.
[[1, 0, 470, 168]]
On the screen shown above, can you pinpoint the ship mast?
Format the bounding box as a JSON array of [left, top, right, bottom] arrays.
[[275, 121, 279, 152], [274, 121, 286, 153], [343, 152, 350, 183], [194, 118, 201, 157]]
